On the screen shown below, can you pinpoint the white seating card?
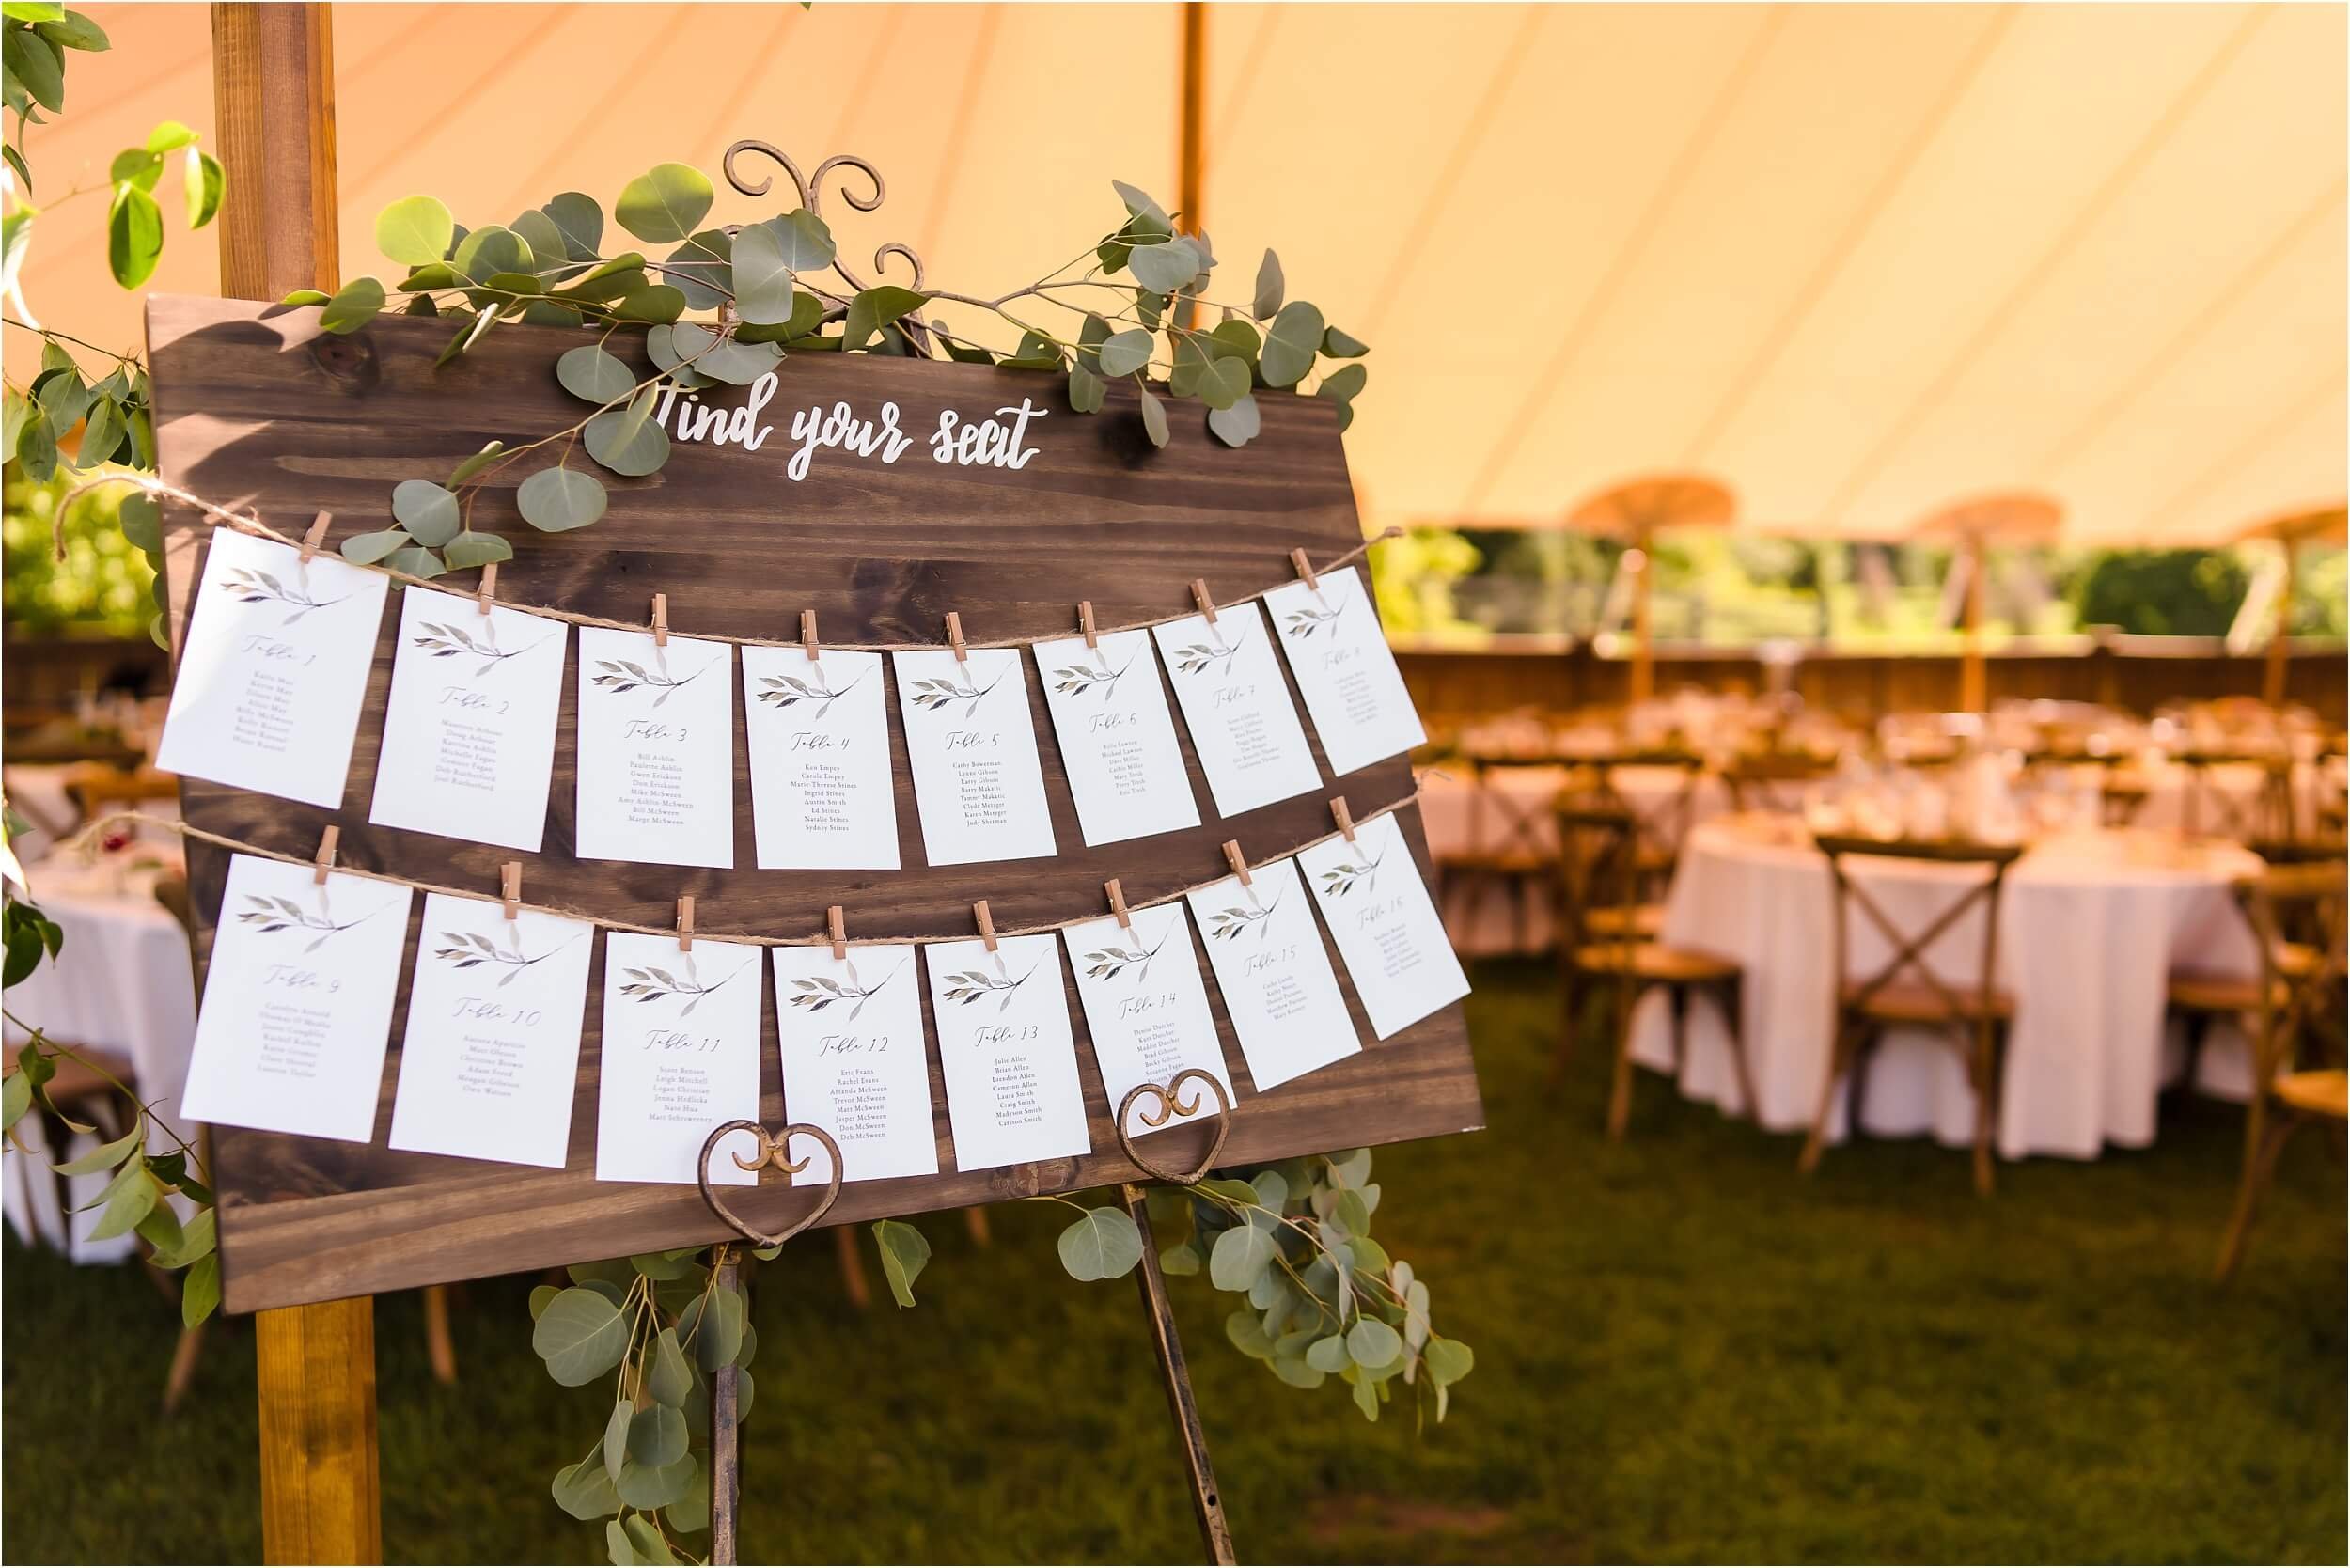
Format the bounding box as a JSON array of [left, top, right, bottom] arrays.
[[180, 854, 414, 1142], [387, 893, 594, 1168], [772, 943, 938, 1184], [742, 645, 901, 870], [1152, 604, 1322, 818], [924, 933, 1091, 1171], [595, 932, 763, 1184], [1262, 566, 1426, 776], [368, 588, 568, 851], [1032, 628, 1201, 847], [573, 626, 736, 868], [155, 531, 390, 808], [1185, 856, 1360, 1090], [1062, 904, 1233, 1137], [892, 648, 1058, 866], [1295, 811, 1469, 1039]]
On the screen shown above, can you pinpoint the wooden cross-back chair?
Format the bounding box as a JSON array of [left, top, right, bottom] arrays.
[[2175, 753, 2297, 843], [1721, 752, 1838, 816], [1437, 760, 1585, 953], [1592, 747, 1707, 904], [1799, 837, 2026, 1196], [1552, 798, 1747, 1137], [2211, 861, 2347, 1282]]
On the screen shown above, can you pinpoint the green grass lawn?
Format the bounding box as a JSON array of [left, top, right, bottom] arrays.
[[6, 958, 2343, 1563]]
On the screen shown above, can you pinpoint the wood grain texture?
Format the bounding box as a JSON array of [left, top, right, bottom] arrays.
[[146, 293, 1484, 1315], [256, 1295, 381, 1563]]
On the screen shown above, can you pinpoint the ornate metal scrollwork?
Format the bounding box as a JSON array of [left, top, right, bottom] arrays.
[[720, 143, 927, 301]]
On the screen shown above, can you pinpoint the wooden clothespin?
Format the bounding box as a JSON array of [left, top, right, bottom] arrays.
[[500, 861, 522, 922], [945, 611, 969, 663], [476, 561, 498, 618], [299, 510, 332, 564], [801, 609, 821, 662], [827, 905, 847, 962], [650, 594, 669, 649], [1221, 839, 1252, 887], [973, 899, 998, 952], [1331, 796, 1357, 842], [1291, 547, 1321, 591], [1077, 601, 1100, 651], [311, 824, 340, 886], [1190, 578, 1218, 625], [675, 894, 695, 952], [1104, 878, 1132, 930]]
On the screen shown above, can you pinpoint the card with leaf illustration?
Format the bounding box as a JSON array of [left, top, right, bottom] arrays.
[[573, 625, 737, 869], [1262, 566, 1426, 776], [771, 943, 938, 1184], [1295, 810, 1468, 1040], [922, 933, 1091, 1172], [594, 931, 763, 1184], [740, 644, 901, 870], [1061, 905, 1233, 1137], [368, 587, 568, 852], [180, 853, 415, 1142], [1150, 603, 1322, 819], [385, 892, 596, 1168], [155, 529, 392, 808], [1184, 856, 1360, 1090], [1031, 628, 1201, 847], [890, 647, 1058, 866]]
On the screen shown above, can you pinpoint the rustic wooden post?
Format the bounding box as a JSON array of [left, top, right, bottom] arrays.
[[2263, 535, 2295, 708], [1122, 1184, 1237, 1564], [210, 7, 383, 1563]]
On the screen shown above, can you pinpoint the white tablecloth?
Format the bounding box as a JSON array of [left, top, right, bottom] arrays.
[[1628, 820, 2264, 1160], [2, 862, 198, 1258]]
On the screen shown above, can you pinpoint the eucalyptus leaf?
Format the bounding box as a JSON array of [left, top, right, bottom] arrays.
[[518, 465, 608, 531], [841, 285, 928, 352], [1126, 236, 1198, 296], [628, 1403, 688, 1469], [622, 1515, 679, 1567], [1097, 328, 1152, 379], [530, 1286, 629, 1386], [1253, 248, 1284, 320], [693, 1286, 744, 1372], [602, 1399, 632, 1484], [729, 219, 799, 325], [583, 389, 669, 478], [1322, 324, 1369, 358], [649, 1326, 693, 1406], [663, 227, 733, 312], [447, 439, 507, 487], [340, 527, 411, 566], [1056, 1206, 1142, 1282], [1137, 386, 1170, 449], [616, 1451, 696, 1510], [616, 163, 714, 244], [528, 1283, 560, 1321], [1067, 364, 1104, 414], [613, 285, 686, 325], [872, 1218, 930, 1308], [391, 478, 462, 547], [1318, 362, 1367, 406], [1271, 1356, 1326, 1389], [605, 1520, 634, 1566], [552, 1449, 622, 1520], [1307, 1334, 1352, 1373], [1158, 1239, 1202, 1277], [1112, 179, 1169, 225], [452, 224, 531, 284], [1259, 301, 1324, 387], [1209, 1221, 1275, 1292], [1423, 1335, 1474, 1387], [442, 532, 511, 569], [1197, 355, 1250, 412], [1346, 1316, 1402, 1369], [542, 192, 604, 260], [376, 196, 454, 268], [1224, 1309, 1275, 1361]]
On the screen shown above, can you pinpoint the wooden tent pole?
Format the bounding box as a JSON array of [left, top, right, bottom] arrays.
[[1175, 1, 1206, 332], [2263, 534, 2295, 707], [1960, 531, 1986, 713], [1628, 528, 1654, 704], [211, 7, 382, 1564]]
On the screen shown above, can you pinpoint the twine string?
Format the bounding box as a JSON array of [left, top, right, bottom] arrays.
[[57, 474, 1405, 653], [64, 789, 1425, 948]]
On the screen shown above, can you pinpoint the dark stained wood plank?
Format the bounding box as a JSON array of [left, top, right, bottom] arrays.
[[146, 294, 1483, 1314]]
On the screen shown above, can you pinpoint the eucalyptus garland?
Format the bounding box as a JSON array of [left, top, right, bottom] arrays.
[[295, 160, 1371, 576]]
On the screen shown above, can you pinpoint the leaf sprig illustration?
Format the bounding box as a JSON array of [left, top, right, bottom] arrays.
[[1171, 623, 1250, 676], [757, 664, 870, 721], [617, 957, 747, 1017], [1280, 590, 1346, 639], [412, 619, 554, 679], [431, 928, 577, 988], [1049, 654, 1134, 701], [907, 666, 1004, 717], [234, 892, 394, 953], [590, 655, 710, 708], [940, 963, 1037, 1013], [221, 566, 350, 626], [1317, 850, 1386, 898], [1080, 931, 1167, 982], [787, 958, 902, 1021], [1207, 893, 1282, 942]]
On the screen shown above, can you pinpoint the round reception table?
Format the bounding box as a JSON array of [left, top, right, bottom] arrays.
[[1626, 818, 2266, 1161]]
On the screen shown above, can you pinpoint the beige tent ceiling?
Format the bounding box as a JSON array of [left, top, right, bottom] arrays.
[[12, 2, 2345, 544]]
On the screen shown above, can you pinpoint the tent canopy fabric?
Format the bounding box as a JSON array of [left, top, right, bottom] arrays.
[[12, 3, 2345, 546]]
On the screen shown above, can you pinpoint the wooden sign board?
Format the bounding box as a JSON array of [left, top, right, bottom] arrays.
[[146, 294, 1483, 1315]]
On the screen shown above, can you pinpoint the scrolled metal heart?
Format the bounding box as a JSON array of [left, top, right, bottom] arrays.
[[1114, 1069, 1233, 1185], [697, 1120, 844, 1248]]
